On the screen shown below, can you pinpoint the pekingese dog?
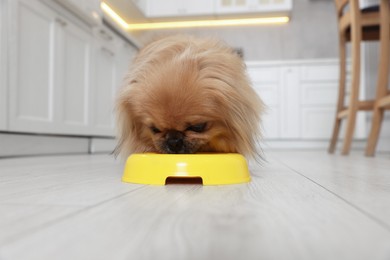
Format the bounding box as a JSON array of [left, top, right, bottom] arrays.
[[115, 35, 264, 159]]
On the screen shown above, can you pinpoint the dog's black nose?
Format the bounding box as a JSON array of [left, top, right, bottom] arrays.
[[165, 130, 185, 153]]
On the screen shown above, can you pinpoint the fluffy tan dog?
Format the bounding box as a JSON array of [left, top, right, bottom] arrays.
[[115, 35, 264, 159]]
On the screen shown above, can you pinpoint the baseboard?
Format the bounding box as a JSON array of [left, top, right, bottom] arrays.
[[90, 137, 116, 154], [0, 133, 89, 157], [263, 138, 390, 152], [262, 139, 363, 150], [1, 132, 388, 158]]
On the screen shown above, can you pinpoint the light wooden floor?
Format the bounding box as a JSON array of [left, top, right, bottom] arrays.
[[0, 150, 390, 260]]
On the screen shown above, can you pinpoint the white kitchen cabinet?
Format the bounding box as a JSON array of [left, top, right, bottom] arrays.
[[54, 14, 93, 135], [115, 40, 136, 92], [91, 30, 117, 136], [51, 0, 102, 26], [8, 0, 58, 134], [280, 67, 300, 138], [261, 106, 281, 139], [0, 0, 7, 131], [137, 0, 291, 19], [8, 0, 94, 135], [90, 27, 136, 136], [301, 107, 336, 139], [146, 0, 215, 18], [1, 0, 139, 155], [248, 65, 281, 139], [247, 59, 366, 143], [216, 0, 292, 15], [299, 62, 366, 139]]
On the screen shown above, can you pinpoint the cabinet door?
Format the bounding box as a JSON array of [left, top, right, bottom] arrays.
[[216, 0, 248, 15], [280, 67, 300, 138], [262, 106, 280, 139], [90, 30, 118, 136], [8, 0, 58, 133], [185, 0, 214, 16], [147, 0, 214, 17], [94, 46, 116, 136], [253, 84, 281, 139], [299, 63, 367, 140], [54, 15, 93, 135], [90, 29, 137, 137], [301, 107, 336, 139], [115, 42, 136, 90], [147, 0, 184, 17], [0, 0, 7, 130], [110, 42, 136, 137], [216, 0, 292, 15], [248, 65, 281, 139]]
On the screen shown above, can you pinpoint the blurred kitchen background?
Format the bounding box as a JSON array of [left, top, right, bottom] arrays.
[[0, 0, 388, 157]]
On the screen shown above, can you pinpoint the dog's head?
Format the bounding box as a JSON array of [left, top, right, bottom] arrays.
[[115, 35, 264, 158]]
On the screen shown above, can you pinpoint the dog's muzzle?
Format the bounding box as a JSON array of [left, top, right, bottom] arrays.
[[164, 130, 186, 154]]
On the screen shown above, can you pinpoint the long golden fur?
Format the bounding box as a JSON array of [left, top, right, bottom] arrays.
[[115, 35, 264, 159]]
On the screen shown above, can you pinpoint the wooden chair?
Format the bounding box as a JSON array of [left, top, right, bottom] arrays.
[[365, 0, 390, 156], [329, 0, 389, 155]]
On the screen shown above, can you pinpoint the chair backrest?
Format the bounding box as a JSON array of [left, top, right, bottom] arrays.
[[334, 0, 349, 14], [334, 0, 362, 18], [334, 0, 349, 17]]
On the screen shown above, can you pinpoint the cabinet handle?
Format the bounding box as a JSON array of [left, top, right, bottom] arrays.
[[55, 18, 67, 27], [99, 29, 113, 41], [102, 47, 115, 57]]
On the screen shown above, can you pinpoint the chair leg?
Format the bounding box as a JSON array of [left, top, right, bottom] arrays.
[[329, 119, 342, 153], [329, 35, 347, 154], [341, 16, 361, 155], [365, 108, 384, 156], [365, 0, 390, 157], [342, 105, 358, 155]]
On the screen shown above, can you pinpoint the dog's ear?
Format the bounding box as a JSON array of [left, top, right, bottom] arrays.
[[205, 74, 264, 161], [114, 87, 133, 158], [114, 82, 147, 158]]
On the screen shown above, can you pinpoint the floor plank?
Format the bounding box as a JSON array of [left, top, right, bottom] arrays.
[[0, 155, 141, 206], [0, 152, 389, 260], [0, 204, 81, 245], [270, 150, 390, 229]]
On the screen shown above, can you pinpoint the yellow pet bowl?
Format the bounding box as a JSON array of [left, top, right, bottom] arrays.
[[122, 153, 250, 185]]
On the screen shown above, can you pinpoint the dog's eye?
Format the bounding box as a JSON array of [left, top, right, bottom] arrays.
[[150, 126, 161, 134], [186, 123, 207, 133]]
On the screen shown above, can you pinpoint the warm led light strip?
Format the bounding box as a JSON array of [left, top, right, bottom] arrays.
[[101, 2, 289, 31], [101, 2, 129, 29], [128, 17, 289, 30]]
